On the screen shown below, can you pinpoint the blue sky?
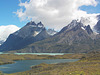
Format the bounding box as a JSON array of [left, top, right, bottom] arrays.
[[0, 0, 27, 27], [0, 0, 100, 28], [80, 2, 100, 14]]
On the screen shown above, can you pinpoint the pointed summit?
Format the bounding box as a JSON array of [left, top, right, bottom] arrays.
[[85, 25, 93, 34], [67, 20, 84, 30], [26, 21, 37, 26], [37, 21, 44, 28], [37, 21, 42, 24], [59, 20, 83, 33], [68, 20, 78, 29], [0, 21, 50, 52]]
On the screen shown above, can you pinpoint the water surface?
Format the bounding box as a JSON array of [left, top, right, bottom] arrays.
[[0, 52, 73, 55], [0, 59, 78, 74]]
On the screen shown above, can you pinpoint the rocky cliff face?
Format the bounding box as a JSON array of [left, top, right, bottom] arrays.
[[52, 20, 94, 44], [93, 15, 100, 33], [14, 21, 45, 38], [94, 20, 100, 33], [97, 15, 100, 20], [0, 21, 50, 51], [10, 20, 100, 53], [1, 20, 100, 53]]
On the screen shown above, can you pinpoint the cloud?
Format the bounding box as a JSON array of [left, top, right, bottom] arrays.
[[0, 25, 20, 42], [16, 0, 99, 30]]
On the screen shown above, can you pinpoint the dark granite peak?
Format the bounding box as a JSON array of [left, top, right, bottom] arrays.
[[85, 25, 93, 34], [26, 21, 37, 26]]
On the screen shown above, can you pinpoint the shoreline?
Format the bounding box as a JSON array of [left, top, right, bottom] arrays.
[[0, 53, 84, 65], [8, 52, 100, 75]]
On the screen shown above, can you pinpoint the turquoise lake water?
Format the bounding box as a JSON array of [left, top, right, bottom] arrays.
[[0, 52, 73, 55]]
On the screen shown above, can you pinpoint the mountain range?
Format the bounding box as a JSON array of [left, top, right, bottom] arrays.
[[0, 16, 100, 53], [0, 21, 57, 51]]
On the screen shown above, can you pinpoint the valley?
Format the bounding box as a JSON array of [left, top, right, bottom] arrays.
[[0, 19, 100, 75], [0, 0, 100, 75], [0, 52, 99, 75]]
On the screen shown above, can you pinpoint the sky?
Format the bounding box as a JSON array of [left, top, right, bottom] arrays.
[[0, 0, 27, 27], [0, 0, 100, 30]]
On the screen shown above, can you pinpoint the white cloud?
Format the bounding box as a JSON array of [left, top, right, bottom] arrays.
[[79, 14, 99, 29], [16, 0, 99, 30], [0, 25, 20, 43]]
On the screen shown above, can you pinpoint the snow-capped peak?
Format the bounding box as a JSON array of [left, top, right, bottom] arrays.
[[13, 21, 45, 38], [26, 21, 36, 26], [81, 27, 85, 30], [79, 16, 98, 30], [68, 20, 78, 27], [47, 29, 57, 35], [37, 22, 44, 28], [67, 20, 83, 30]]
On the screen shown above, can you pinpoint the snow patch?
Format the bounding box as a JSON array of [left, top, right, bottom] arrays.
[[81, 27, 85, 30], [29, 25, 37, 27], [38, 25, 44, 28], [33, 31, 41, 37], [47, 29, 57, 35]]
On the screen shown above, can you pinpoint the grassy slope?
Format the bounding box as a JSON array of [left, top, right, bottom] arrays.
[[8, 52, 100, 75]]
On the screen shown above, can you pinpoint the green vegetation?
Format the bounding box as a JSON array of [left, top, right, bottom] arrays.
[[0, 52, 100, 75], [0, 71, 6, 75], [4, 52, 100, 75]]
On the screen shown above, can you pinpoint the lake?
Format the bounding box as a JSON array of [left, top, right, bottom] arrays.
[[0, 59, 78, 74], [0, 52, 72, 55]]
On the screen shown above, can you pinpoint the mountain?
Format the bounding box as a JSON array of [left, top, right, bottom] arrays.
[[9, 20, 100, 53], [94, 15, 100, 33], [47, 29, 57, 35], [97, 15, 100, 20], [0, 21, 50, 51], [0, 25, 19, 45], [94, 20, 100, 33]]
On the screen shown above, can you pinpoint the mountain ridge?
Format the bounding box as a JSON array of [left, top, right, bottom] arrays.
[[1, 20, 100, 53], [7, 20, 100, 53], [0, 21, 51, 51]]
